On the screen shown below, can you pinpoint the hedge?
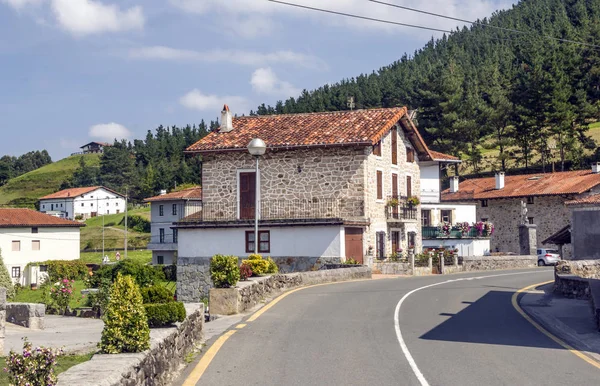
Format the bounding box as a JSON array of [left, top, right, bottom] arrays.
[[141, 285, 173, 304], [90, 260, 164, 288], [144, 302, 186, 327], [36, 260, 89, 282]]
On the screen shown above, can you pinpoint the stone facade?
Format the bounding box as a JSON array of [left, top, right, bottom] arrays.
[[177, 257, 211, 303], [6, 303, 45, 329], [555, 259, 600, 279], [570, 204, 600, 260]]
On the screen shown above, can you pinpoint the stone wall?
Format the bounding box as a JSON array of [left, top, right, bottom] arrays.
[[555, 260, 600, 279], [6, 303, 45, 329], [372, 261, 411, 275], [476, 196, 572, 257], [461, 255, 537, 271], [177, 257, 211, 303], [58, 304, 204, 386], [210, 267, 371, 315], [553, 274, 591, 299], [570, 205, 600, 260], [271, 256, 341, 273]]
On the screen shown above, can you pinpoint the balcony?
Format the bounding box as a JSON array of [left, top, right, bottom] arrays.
[[422, 226, 490, 239], [178, 198, 365, 226], [385, 196, 418, 222]]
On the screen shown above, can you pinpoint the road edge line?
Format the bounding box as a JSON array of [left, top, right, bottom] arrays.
[[511, 281, 600, 370]]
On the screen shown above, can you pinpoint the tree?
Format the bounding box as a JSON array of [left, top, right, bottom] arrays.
[[0, 249, 15, 299], [99, 274, 150, 354]]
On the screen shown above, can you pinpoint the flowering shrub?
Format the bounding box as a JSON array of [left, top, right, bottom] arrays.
[[407, 196, 420, 206], [475, 221, 495, 237], [5, 338, 63, 386], [438, 222, 452, 237], [49, 279, 75, 314], [239, 262, 253, 281], [456, 222, 471, 237]]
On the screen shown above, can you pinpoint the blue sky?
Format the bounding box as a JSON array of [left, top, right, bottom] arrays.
[[0, 0, 516, 160]]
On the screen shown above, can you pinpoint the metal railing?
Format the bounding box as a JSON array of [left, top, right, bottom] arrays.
[[180, 198, 364, 223], [385, 195, 418, 221], [422, 226, 487, 239]]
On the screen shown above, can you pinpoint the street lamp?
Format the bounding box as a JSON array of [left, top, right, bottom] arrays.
[[247, 138, 266, 254]]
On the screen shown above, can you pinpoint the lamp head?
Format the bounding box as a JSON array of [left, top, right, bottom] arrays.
[[247, 138, 266, 156]]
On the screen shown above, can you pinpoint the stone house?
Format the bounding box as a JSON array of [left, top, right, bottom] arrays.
[[551, 193, 600, 260], [144, 187, 202, 265], [441, 166, 600, 258]]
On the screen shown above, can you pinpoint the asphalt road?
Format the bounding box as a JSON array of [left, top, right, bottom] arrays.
[[192, 269, 600, 385]]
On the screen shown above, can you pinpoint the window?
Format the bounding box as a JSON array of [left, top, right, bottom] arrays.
[[31, 227, 38, 234], [91, 196, 94, 199], [376, 171, 383, 200], [406, 147, 415, 163], [246, 231, 270, 253], [159, 228, 165, 243], [11, 267, 20, 278], [406, 175, 412, 197], [391, 127, 397, 165], [42, 204, 45, 209], [528, 217, 535, 225], [373, 141, 382, 156], [481, 199, 488, 208], [81, 203, 84, 207], [40, 265, 48, 272], [391, 231, 400, 254], [32, 240, 40, 251], [527, 196, 535, 205], [157, 256, 164, 265], [441, 210, 452, 223], [408, 232, 416, 249], [421, 209, 431, 227], [159, 205, 164, 216], [173, 229, 178, 243], [12, 241, 20, 252], [376, 231, 385, 259], [116, 210, 120, 214], [172, 204, 177, 216], [90, 203, 93, 207]]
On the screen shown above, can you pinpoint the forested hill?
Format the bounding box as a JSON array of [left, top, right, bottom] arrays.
[[253, 0, 600, 174]]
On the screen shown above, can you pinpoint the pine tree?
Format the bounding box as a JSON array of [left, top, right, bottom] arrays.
[[0, 249, 15, 299], [99, 274, 150, 354]]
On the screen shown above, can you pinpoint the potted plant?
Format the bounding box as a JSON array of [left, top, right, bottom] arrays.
[[406, 196, 420, 207], [386, 197, 399, 207]]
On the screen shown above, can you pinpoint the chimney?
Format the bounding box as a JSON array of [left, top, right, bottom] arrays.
[[495, 172, 505, 190], [449, 176, 459, 193], [592, 162, 600, 174], [219, 104, 234, 133], [160, 190, 167, 196]]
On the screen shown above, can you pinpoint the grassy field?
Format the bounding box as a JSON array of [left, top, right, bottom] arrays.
[[81, 206, 151, 251], [0, 154, 101, 206], [79, 249, 152, 264], [0, 353, 94, 383], [12, 280, 88, 309]]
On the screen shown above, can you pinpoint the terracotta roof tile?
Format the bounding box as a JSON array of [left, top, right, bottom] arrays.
[[0, 209, 84, 228], [40, 186, 124, 200], [430, 150, 460, 162], [186, 107, 409, 153], [442, 170, 600, 201], [145, 187, 202, 202], [565, 193, 600, 206]]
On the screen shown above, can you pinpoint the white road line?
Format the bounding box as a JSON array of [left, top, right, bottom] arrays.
[[394, 270, 550, 386]]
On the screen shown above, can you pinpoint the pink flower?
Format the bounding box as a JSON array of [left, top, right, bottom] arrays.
[[63, 279, 68, 283]]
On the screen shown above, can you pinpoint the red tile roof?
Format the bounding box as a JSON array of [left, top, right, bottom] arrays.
[[0, 209, 84, 228], [430, 150, 460, 162], [39, 186, 124, 200], [144, 187, 202, 202], [187, 107, 435, 157], [565, 194, 600, 206], [442, 170, 600, 201]]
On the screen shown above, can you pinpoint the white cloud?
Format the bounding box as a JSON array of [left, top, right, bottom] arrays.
[[250, 67, 300, 97], [128, 46, 326, 70], [51, 0, 144, 36], [1, 0, 43, 10], [179, 89, 248, 113], [89, 122, 132, 141]]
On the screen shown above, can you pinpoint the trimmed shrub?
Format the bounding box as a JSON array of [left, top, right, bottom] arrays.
[[89, 260, 164, 288], [0, 249, 15, 299], [144, 302, 186, 327], [241, 254, 278, 276], [41, 260, 89, 282], [5, 338, 63, 386], [239, 262, 253, 281], [99, 274, 150, 354], [119, 214, 151, 233], [141, 285, 173, 304], [210, 255, 240, 288]]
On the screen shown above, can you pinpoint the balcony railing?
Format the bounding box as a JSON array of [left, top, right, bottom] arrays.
[[422, 226, 489, 239], [385, 196, 418, 221], [179, 198, 365, 223]]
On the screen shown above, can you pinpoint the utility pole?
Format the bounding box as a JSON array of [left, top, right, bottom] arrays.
[[125, 188, 128, 259]]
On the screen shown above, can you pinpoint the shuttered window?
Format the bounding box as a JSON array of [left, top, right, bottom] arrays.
[[32, 240, 40, 251], [373, 141, 382, 156], [377, 171, 383, 200], [12, 241, 20, 252], [406, 175, 412, 197], [406, 147, 415, 162], [391, 128, 397, 165]]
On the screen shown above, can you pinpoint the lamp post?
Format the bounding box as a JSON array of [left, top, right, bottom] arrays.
[[247, 138, 266, 254]]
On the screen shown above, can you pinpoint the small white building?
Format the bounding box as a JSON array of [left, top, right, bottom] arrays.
[[144, 187, 202, 265], [80, 141, 110, 154], [0, 209, 84, 285], [39, 186, 126, 220]]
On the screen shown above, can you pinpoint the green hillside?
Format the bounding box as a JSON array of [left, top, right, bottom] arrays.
[[80, 206, 151, 251], [0, 154, 100, 207]]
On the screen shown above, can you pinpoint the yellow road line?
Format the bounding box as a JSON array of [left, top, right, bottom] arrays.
[[182, 330, 237, 386], [512, 280, 600, 370], [235, 323, 247, 329]]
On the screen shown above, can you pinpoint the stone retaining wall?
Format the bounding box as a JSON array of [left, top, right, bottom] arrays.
[[461, 255, 537, 271], [57, 304, 204, 386], [555, 260, 600, 279], [372, 261, 411, 275], [210, 267, 371, 315], [6, 303, 45, 329], [554, 274, 591, 299]]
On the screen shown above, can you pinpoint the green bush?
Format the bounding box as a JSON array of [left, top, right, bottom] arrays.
[[210, 255, 240, 288], [5, 338, 62, 386], [343, 258, 360, 265], [0, 249, 15, 299], [99, 274, 150, 354], [161, 264, 177, 281], [39, 260, 89, 282], [241, 254, 278, 276], [266, 257, 279, 274], [141, 285, 173, 304], [89, 260, 164, 288], [144, 302, 186, 327], [119, 215, 151, 233], [85, 277, 112, 314]]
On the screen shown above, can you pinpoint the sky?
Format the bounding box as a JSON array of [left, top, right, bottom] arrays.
[[0, 0, 518, 160]]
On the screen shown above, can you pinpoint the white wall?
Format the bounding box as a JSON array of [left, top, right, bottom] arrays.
[[40, 200, 74, 219], [419, 163, 440, 204], [0, 227, 80, 285], [421, 203, 477, 225], [423, 238, 490, 257], [178, 225, 343, 258], [40, 188, 125, 219]]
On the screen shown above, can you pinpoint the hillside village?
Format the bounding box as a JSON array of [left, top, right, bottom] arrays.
[[1, 0, 600, 385]]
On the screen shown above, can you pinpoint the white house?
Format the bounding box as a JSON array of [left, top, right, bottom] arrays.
[[0, 209, 84, 286], [39, 186, 126, 220], [144, 187, 202, 265]]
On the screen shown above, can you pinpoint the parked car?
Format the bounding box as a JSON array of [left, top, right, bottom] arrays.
[[537, 248, 561, 266]]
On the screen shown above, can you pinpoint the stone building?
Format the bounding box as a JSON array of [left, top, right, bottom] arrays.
[[562, 193, 600, 260], [175, 105, 455, 300], [441, 167, 600, 258]]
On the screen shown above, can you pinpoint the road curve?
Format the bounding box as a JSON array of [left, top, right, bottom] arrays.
[[191, 269, 600, 386]]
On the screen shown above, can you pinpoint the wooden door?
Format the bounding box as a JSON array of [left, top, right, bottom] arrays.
[[345, 228, 364, 264], [406, 175, 412, 197], [239, 172, 256, 220], [391, 231, 400, 255]]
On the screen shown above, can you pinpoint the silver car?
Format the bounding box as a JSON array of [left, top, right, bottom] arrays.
[[537, 248, 561, 266]]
